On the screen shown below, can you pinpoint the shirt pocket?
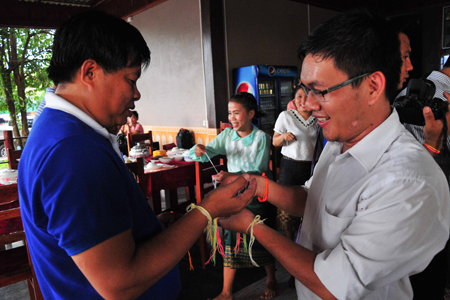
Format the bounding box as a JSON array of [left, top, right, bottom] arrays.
[[321, 204, 355, 248]]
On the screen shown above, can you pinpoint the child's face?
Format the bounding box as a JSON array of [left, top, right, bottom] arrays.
[[129, 115, 138, 125], [228, 101, 254, 132]]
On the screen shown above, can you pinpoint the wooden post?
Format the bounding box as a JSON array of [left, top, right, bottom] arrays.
[[3, 131, 14, 150]]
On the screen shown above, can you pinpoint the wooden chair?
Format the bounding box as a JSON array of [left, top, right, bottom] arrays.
[[127, 130, 153, 157], [219, 121, 231, 132], [0, 184, 44, 300], [125, 157, 147, 196], [7, 148, 22, 170], [195, 155, 227, 268]]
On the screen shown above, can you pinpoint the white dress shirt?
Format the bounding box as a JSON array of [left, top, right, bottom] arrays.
[[296, 108, 450, 299]]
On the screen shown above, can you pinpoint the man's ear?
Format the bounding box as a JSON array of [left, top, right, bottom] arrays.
[[79, 60, 100, 89], [366, 71, 386, 105]]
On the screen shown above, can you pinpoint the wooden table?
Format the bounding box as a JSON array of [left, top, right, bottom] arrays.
[[143, 160, 196, 215]]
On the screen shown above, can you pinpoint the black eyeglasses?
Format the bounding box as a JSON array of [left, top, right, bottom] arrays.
[[299, 73, 371, 103]]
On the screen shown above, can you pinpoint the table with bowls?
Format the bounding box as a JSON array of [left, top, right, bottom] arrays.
[[143, 149, 196, 215]]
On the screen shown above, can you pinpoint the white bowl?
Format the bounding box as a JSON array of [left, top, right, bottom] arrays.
[[172, 155, 184, 161], [168, 148, 185, 155], [0, 169, 18, 185], [184, 156, 194, 162], [145, 162, 161, 170], [159, 157, 173, 163]]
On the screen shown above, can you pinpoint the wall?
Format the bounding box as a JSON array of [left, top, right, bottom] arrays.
[[225, 0, 338, 94], [132, 0, 206, 128], [132, 0, 337, 134]]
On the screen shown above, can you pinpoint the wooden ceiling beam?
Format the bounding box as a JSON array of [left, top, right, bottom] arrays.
[[94, 0, 167, 19], [0, 0, 89, 28]]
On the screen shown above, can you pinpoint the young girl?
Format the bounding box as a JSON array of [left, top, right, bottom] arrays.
[[189, 92, 277, 300]]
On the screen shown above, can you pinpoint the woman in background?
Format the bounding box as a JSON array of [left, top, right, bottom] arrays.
[[120, 110, 144, 135], [272, 86, 318, 241]]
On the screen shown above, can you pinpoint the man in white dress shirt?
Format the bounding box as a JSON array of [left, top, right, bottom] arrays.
[[219, 10, 450, 300]]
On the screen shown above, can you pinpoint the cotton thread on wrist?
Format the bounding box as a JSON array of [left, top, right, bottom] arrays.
[[424, 143, 440, 154], [186, 203, 212, 225], [186, 204, 226, 266], [258, 173, 269, 202], [246, 215, 266, 267]]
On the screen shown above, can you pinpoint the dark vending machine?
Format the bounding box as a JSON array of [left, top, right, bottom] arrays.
[[233, 65, 298, 135]]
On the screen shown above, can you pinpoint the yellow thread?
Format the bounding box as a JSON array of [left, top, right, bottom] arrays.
[[423, 143, 440, 154], [186, 203, 212, 225], [246, 215, 266, 267]]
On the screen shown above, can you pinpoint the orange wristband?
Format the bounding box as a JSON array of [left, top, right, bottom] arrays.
[[258, 173, 269, 202], [423, 143, 440, 154]]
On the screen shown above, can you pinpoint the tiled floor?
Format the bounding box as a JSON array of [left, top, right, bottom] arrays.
[[0, 189, 297, 300], [0, 281, 30, 300], [0, 254, 294, 300]]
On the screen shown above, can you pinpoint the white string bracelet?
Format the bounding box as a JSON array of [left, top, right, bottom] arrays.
[[246, 215, 266, 267], [186, 203, 213, 226]]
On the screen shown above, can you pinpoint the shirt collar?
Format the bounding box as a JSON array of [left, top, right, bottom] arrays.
[[231, 126, 258, 146], [427, 70, 450, 101], [45, 92, 122, 158], [346, 107, 402, 173]]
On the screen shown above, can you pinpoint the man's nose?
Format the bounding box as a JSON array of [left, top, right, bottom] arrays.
[[134, 87, 141, 101], [305, 93, 321, 112], [407, 58, 413, 72]]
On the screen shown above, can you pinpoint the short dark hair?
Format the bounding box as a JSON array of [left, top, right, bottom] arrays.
[[229, 92, 265, 120], [298, 10, 401, 101], [131, 111, 139, 119], [48, 11, 151, 85]]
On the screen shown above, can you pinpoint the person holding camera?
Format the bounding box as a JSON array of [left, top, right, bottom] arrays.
[[396, 61, 450, 171]]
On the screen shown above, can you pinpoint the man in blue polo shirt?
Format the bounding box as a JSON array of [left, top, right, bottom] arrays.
[[19, 11, 255, 300]]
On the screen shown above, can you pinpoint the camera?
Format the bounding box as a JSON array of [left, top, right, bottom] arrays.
[[393, 79, 448, 126]]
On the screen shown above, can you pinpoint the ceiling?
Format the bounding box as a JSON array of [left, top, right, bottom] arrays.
[[0, 0, 166, 28], [1, 0, 450, 28]]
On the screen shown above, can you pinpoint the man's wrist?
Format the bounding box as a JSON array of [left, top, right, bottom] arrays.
[[424, 139, 442, 150], [423, 141, 441, 156]]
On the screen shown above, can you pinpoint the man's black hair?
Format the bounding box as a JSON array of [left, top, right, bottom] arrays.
[[48, 10, 151, 85], [298, 10, 402, 102]]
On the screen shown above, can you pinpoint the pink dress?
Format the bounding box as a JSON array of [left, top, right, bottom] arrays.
[[130, 122, 144, 134]]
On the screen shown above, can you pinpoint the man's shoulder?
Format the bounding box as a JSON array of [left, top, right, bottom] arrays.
[[382, 128, 443, 179], [26, 110, 107, 160]]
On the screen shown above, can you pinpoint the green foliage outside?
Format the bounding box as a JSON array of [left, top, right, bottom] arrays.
[[0, 27, 54, 147]]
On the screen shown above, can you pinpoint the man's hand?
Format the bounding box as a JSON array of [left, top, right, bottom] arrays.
[[194, 144, 206, 157], [200, 174, 256, 219], [218, 208, 256, 234], [423, 92, 450, 154]]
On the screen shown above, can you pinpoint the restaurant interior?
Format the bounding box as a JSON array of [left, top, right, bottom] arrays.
[[1, 0, 450, 299]]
